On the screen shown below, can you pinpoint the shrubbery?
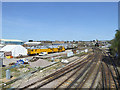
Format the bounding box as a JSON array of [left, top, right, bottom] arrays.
[[110, 30, 120, 59]]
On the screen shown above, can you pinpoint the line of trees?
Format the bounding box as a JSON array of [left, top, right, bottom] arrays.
[[109, 30, 120, 59]]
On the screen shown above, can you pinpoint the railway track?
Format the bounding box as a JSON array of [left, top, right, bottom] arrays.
[[100, 51, 120, 89], [55, 54, 96, 89], [21, 53, 93, 89], [17, 48, 120, 89], [62, 49, 102, 89], [30, 48, 101, 89], [54, 48, 120, 89], [106, 52, 120, 87]]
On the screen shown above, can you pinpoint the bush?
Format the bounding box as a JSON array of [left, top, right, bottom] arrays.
[[110, 30, 120, 58]]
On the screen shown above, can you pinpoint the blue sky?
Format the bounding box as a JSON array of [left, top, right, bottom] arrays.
[[2, 2, 118, 41]]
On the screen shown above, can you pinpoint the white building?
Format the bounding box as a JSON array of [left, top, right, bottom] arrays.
[[0, 39, 24, 45], [0, 45, 27, 57], [24, 42, 41, 46]]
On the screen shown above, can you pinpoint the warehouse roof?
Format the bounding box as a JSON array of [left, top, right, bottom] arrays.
[[24, 42, 41, 45], [0, 39, 23, 42], [0, 45, 25, 52], [0, 45, 27, 57]]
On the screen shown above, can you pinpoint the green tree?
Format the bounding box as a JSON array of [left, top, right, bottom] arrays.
[[116, 30, 120, 59], [110, 30, 120, 58]]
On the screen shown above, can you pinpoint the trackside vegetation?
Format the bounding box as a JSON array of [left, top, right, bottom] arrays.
[[109, 30, 120, 60]]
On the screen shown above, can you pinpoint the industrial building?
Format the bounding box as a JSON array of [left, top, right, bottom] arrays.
[[0, 45, 27, 57], [24, 42, 41, 47], [0, 39, 24, 45]]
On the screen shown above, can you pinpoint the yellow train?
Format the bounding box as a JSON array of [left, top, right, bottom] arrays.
[[27, 45, 65, 55]]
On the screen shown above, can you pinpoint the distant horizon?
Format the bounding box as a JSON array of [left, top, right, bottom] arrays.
[[2, 2, 118, 41], [0, 38, 111, 42]]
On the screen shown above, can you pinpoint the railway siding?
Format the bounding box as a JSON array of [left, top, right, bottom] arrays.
[[15, 54, 91, 89], [6, 48, 120, 89]]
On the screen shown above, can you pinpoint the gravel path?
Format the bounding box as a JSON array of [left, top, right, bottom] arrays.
[[29, 59, 52, 68]]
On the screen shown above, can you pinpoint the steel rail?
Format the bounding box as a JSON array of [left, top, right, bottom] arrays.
[[76, 50, 102, 89], [22, 54, 93, 89], [65, 54, 96, 89], [33, 58, 92, 89], [106, 52, 120, 87], [21, 55, 91, 89], [75, 58, 98, 89], [102, 51, 118, 90], [89, 61, 101, 89], [54, 55, 94, 89], [65, 48, 99, 89]]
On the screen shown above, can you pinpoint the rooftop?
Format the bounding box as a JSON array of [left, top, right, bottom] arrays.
[[0, 39, 23, 42], [24, 42, 41, 45]]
